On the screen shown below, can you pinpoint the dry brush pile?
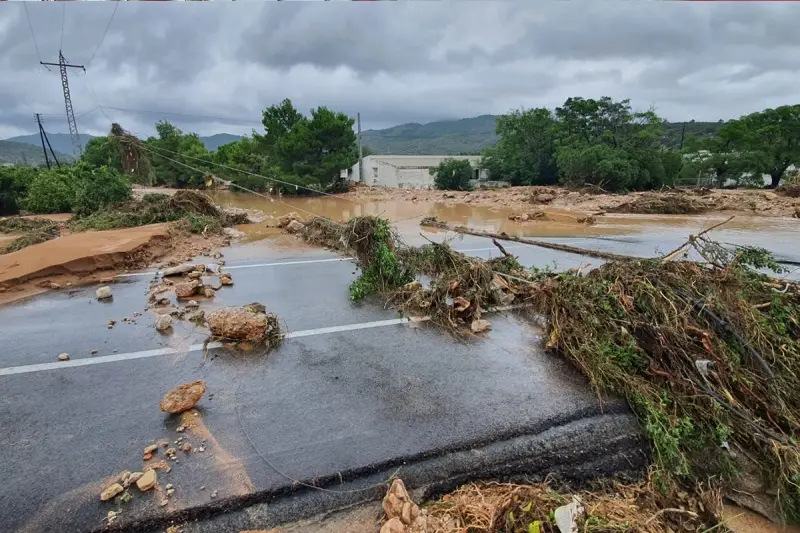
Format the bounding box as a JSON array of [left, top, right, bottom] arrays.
[[296, 215, 800, 526]]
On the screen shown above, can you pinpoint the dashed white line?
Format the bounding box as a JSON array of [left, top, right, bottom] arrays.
[[0, 318, 413, 376]]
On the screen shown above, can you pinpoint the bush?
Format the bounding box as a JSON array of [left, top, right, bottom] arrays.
[[73, 166, 132, 216], [0, 166, 36, 216], [23, 167, 78, 214], [430, 158, 474, 191]]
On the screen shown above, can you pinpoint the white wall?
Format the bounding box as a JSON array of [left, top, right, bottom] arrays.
[[346, 155, 486, 189]]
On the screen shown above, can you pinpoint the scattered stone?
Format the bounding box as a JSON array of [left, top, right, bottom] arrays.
[[118, 471, 132, 486], [198, 446, 205, 453], [90, 349, 98, 355], [166, 448, 177, 456], [57, 353, 70, 361], [181, 442, 192, 453], [206, 305, 280, 343], [176, 425, 186, 433], [199, 485, 206, 490], [209, 281, 222, 291], [48, 281, 61, 290], [160, 380, 206, 414], [219, 275, 233, 286], [96, 286, 113, 300], [186, 310, 205, 323], [382, 479, 427, 531], [276, 212, 301, 228], [286, 219, 306, 234], [127, 472, 143, 486], [380, 518, 406, 533], [165, 483, 173, 490], [470, 319, 492, 334], [210, 490, 218, 499], [144, 444, 159, 455], [155, 314, 173, 332], [106, 511, 119, 524], [187, 271, 203, 280], [162, 263, 196, 277], [166, 488, 175, 497], [174, 280, 201, 299], [203, 287, 216, 298], [159, 499, 168, 507], [136, 469, 157, 492], [185, 300, 199, 309], [100, 483, 124, 501]]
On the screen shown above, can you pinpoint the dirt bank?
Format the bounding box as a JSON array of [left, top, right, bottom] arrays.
[[0, 223, 229, 305], [342, 185, 800, 218]]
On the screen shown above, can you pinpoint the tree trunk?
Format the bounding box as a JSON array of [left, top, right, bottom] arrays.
[[769, 171, 782, 189]]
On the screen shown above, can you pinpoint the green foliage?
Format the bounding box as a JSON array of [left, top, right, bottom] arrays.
[[23, 167, 78, 213], [0, 140, 74, 166], [0, 165, 37, 215], [736, 105, 800, 188], [145, 121, 212, 188], [73, 166, 132, 216], [430, 158, 474, 191], [81, 136, 120, 170], [346, 218, 413, 301], [481, 108, 558, 186]]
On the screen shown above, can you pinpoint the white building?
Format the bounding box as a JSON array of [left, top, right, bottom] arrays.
[[342, 155, 489, 189]]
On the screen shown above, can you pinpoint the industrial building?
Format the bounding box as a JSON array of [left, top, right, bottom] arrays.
[[342, 155, 489, 189]]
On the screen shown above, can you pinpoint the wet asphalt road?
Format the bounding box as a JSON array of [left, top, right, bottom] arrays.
[[1, 226, 796, 532]]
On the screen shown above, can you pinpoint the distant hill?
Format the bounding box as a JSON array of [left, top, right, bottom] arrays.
[[361, 115, 498, 155], [0, 140, 74, 166], [2, 117, 725, 162]]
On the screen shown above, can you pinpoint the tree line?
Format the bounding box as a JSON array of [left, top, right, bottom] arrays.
[[474, 97, 800, 191]]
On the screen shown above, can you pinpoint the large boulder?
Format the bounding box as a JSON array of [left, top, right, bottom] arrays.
[[174, 280, 201, 299], [286, 219, 306, 234], [162, 263, 196, 277], [206, 304, 279, 343]]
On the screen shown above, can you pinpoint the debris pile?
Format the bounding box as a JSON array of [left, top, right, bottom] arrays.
[[381, 479, 429, 533], [0, 217, 60, 254], [206, 303, 283, 347], [508, 211, 547, 222], [609, 191, 714, 215]]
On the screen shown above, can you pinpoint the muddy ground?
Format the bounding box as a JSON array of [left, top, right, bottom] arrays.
[[342, 185, 800, 218]]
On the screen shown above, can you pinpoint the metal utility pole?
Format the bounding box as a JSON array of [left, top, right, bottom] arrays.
[[40, 51, 85, 157], [36, 114, 51, 170], [36, 113, 60, 169], [357, 112, 364, 183]]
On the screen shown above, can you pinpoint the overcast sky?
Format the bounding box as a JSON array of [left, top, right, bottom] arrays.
[[1, 0, 799, 140]]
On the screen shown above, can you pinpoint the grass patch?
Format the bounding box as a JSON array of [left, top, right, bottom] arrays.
[[0, 217, 60, 254]]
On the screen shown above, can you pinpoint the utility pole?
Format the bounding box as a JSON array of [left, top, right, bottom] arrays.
[[679, 122, 687, 151], [40, 51, 85, 157], [36, 113, 61, 170], [36, 114, 51, 170], [357, 112, 364, 183]]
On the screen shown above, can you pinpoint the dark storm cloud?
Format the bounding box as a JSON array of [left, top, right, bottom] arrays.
[[1, 1, 799, 140]]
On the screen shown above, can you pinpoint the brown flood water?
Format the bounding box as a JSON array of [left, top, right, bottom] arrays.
[[209, 190, 794, 244]]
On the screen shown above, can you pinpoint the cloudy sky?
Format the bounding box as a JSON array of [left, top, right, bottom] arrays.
[[1, 0, 799, 140]]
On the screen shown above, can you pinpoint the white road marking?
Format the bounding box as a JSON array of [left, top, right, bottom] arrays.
[[114, 257, 348, 278], [0, 318, 413, 376]]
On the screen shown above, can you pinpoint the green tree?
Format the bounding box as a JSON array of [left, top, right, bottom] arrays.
[[81, 136, 120, 170], [430, 158, 474, 191], [145, 121, 212, 188], [73, 165, 132, 216], [481, 108, 558, 186], [0, 166, 37, 215], [736, 105, 800, 188], [255, 98, 305, 160], [24, 167, 79, 214]]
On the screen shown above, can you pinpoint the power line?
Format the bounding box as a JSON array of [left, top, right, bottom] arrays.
[[23, 3, 43, 64], [85, 1, 119, 68], [144, 142, 357, 202], [100, 105, 262, 127]]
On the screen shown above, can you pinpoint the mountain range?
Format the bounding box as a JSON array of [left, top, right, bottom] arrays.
[[1, 116, 723, 165]]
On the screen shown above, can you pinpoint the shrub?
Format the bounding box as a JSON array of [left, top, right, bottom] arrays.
[[430, 158, 474, 191], [73, 166, 132, 216], [0, 166, 37, 216], [23, 167, 78, 214]]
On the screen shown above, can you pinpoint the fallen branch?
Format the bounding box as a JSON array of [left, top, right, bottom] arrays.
[[421, 218, 635, 262]]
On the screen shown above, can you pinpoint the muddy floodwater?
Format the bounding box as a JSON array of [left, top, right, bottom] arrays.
[[210, 191, 800, 264]]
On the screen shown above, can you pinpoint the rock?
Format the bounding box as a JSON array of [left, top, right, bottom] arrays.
[[185, 300, 199, 309], [99, 276, 115, 283], [276, 212, 300, 228], [174, 280, 200, 299], [48, 281, 61, 290], [186, 310, 205, 323], [520, 213, 529, 222], [762, 191, 779, 200], [57, 353, 70, 361], [100, 483, 124, 501], [96, 286, 113, 300], [187, 271, 204, 280], [160, 380, 206, 414], [203, 287, 216, 298], [162, 263, 196, 277], [443, 192, 455, 199], [144, 444, 159, 455], [90, 349, 98, 355], [470, 319, 492, 334], [127, 472, 143, 486], [210, 490, 218, 499], [143, 452, 152, 461], [155, 314, 173, 332], [286, 219, 306, 234], [136, 469, 157, 492], [206, 305, 277, 343], [383, 479, 417, 524], [181, 442, 192, 453], [219, 275, 233, 286], [166, 448, 177, 456], [380, 518, 406, 533], [534, 193, 556, 203]]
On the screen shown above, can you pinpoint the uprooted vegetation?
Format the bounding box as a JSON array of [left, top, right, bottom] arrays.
[[294, 215, 800, 525], [70, 190, 247, 234], [0, 217, 60, 254], [609, 191, 715, 215]]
